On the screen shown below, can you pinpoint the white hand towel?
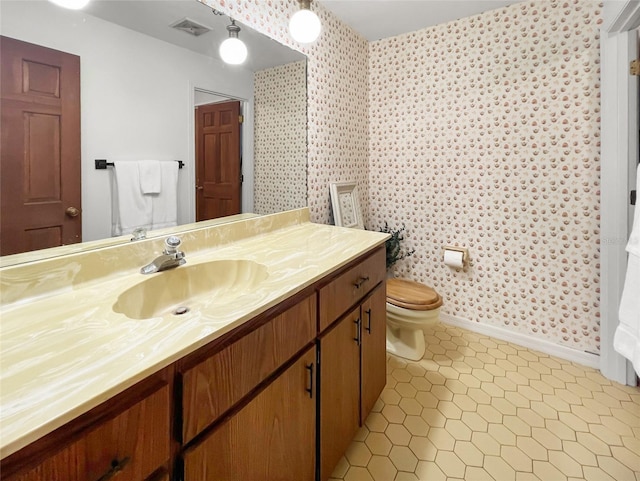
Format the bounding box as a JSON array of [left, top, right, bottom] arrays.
[[138, 160, 162, 194], [112, 161, 153, 236], [614, 164, 640, 377], [151, 161, 179, 230]]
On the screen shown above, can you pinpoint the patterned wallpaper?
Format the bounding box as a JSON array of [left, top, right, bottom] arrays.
[[369, 1, 602, 352], [200, 0, 602, 353], [254, 60, 307, 215], [198, 0, 370, 225]]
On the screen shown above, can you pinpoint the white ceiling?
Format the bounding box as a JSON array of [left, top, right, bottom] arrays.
[[83, 0, 304, 71], [59, 0, 524, 68], [319, 0, 523, 41]]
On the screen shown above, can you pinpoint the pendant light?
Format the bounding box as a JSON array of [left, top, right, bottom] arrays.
[[48, 0, 90, 9], [219, 19, 248, 65], [289, 0, 321, 44]]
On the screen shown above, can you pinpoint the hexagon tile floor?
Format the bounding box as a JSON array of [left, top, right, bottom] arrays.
[[329, 323, 640, 481]]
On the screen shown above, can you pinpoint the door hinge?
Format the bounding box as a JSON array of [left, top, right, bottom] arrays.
[[632, 190, 637, 206], [239, 114, 244, 124], [631, 59, 640, 76], [240, 174, 244, 183]]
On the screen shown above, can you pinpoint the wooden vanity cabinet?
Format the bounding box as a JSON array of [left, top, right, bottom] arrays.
[[360, 283, 387, 424], [2, 245, 387, 481], [2, 378, 171, 481], [183, 346, 317, 481], [318, 248, 387, 481], [178, 293, 317, 481], [318, 248, 386, 332], [319, 306, 361, 480], [178, 294, 316, 444]]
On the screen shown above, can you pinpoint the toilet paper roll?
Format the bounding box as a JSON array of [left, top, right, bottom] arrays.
[[444, 249, 465, 268]]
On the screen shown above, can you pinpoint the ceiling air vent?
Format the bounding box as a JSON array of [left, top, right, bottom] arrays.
[[170, 18, 212, 37]]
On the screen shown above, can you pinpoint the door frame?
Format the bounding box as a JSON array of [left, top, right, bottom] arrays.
[[187, 82, 253, 223], [600, 0, 640, 384]]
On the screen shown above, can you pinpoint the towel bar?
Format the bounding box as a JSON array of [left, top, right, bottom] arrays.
[[95, 159, 184, 170]]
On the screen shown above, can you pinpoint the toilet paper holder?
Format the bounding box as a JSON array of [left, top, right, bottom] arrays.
[[443, 246, 469, 270]]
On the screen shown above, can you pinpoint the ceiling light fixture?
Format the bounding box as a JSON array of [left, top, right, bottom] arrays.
[[219, 19, 248, 65], [289, 0, 321, 44], [48, 0, 90, 9]]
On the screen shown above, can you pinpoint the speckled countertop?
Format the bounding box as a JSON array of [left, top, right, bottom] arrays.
[[0, 209, 388, 459]]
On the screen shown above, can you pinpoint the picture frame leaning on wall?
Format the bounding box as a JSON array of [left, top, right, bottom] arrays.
[[329, 181, 364, 229]]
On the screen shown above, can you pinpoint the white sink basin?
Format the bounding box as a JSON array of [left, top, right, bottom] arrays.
[[113, 260, 269, 319]]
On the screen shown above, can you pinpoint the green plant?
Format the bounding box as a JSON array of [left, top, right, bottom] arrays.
[[379, 222, 415, 270]]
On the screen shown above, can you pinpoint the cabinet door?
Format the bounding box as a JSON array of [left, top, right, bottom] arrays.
[[5, 383, 170, 481], [181, 294, 316, 443], [183, 347, 316, 481], [319, 307, 361, 481], [360, 283, 387, 424]]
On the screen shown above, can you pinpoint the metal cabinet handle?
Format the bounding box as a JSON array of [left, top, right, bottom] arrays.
[[94, 456, 130, 481], [354, 317, 361, 345], [65, 206, 80, 217], [305, 363, 314, 398], [365, 309, 372, 334], [353, 276, 369, 289]]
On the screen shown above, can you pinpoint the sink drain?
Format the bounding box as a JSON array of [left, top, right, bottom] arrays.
[[173, 306, 190, 315]]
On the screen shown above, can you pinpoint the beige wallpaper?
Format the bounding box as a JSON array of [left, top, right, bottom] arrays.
[[199, 0, 370, 226], [254, 60, 308, 215], [369, 1, 602, 352]]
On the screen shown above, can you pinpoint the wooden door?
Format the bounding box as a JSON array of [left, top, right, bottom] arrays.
[[319, 307, 361, 481], [360, 283, 387, 424], [183, 346, 316, 481], [0, 36, 81, 256], [195, 101, 241, 221]]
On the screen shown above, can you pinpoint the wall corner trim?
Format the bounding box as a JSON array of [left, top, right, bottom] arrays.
[[603, 0, 640, 35]]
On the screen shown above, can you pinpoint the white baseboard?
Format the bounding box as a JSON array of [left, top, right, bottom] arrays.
[[439, 313, 600, 369]]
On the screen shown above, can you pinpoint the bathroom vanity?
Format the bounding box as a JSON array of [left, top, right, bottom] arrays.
[[0, 209, 388, 481]]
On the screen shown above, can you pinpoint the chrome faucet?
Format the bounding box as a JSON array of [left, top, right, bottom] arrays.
[[140, 236, 186, 274]]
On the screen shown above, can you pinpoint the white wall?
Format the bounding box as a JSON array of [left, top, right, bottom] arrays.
[[0, 1, 254, 242], [599, 0, 640, 384]]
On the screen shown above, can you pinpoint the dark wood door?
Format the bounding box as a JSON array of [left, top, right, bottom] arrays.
[[183, 346, 316, 481], [195, 101, 241, 221], [320, 307, 361, 481], [360, 283, 387, 424], [0, 36, 81, 256]]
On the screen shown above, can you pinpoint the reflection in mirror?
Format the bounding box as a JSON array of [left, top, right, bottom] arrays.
[[0, 0, 307, 266]]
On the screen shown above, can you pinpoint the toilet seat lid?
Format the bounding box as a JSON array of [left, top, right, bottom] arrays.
[[387, 278, 443, 311]]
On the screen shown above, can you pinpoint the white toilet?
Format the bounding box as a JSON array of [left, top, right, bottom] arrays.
[[386, 278, 443, 361]]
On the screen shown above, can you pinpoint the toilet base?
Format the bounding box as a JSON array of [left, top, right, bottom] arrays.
[[386, 324, 426, 361]]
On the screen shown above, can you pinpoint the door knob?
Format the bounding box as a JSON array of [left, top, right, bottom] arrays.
[[196, 185, 204, 191], [65, 206, 80, 217]]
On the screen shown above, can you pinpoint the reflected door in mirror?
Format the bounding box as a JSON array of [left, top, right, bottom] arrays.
[[195, 101, 241, 221], [0, 36, 81, 255]]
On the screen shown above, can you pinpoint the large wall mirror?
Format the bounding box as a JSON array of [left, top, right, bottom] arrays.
[[0, 0, 307, 266]]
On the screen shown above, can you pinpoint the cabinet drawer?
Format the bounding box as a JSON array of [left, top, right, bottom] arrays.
[[319, 247, 385, 331], [6, 383, 170, 481], [181, 293, 316, 443], [183, 347, 316, 481]]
